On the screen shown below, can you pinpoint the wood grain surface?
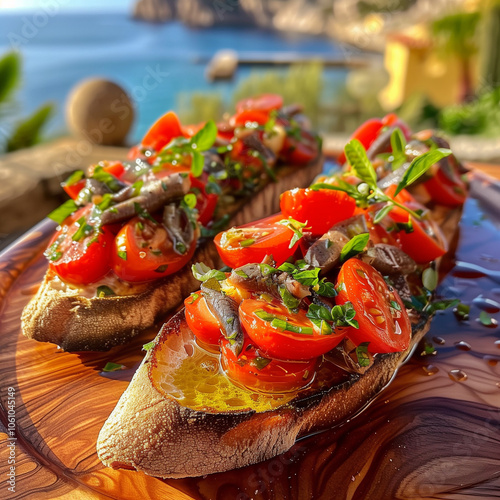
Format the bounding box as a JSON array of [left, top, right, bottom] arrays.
[[1, 169, 499, 500]]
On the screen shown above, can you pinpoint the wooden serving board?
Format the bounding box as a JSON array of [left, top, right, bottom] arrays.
[[1, 170, 500, 499]]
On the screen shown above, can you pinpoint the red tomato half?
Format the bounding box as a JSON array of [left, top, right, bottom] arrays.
[[184, 292, 222, 346], [111, 216, 197, 282], [336, 259, 411, 354], [239, 299, 346, 361], [422, 163, 467, 207], [141, 111, 184, 152], [280, 129, 319, 166], [189, 176, 218, 227], [62, 178, 86, 200], [214, 213, 300, 269], [385, 186, 446, 263], [280, 188, 356, 235], [236, 94, 283, 114], [233, 109, 270, 127], [338, 118, 384, 165], [221, 336, 318, 393], [87, 161, 125, 180], [47, 208, 114, 285]]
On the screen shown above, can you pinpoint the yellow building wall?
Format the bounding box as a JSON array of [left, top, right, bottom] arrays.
[[380, 39, 479, 111]]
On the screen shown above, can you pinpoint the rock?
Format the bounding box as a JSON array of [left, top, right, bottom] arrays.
[[66, 78, 134, 146], [133, 0, 173, 22], [205, 50, 238, 81]]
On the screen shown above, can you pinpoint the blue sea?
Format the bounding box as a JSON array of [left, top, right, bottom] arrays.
[[0, 11, 355, 142]]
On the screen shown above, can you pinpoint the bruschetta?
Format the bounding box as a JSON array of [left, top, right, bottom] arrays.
[[96, 124, 467, 477], [21, 95, 324, 351]]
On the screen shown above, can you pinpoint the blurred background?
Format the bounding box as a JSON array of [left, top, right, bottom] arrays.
[[0, 0, 499, 247]]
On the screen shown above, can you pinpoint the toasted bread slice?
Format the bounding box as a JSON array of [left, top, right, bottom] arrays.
[[21, 157, 323, 351]]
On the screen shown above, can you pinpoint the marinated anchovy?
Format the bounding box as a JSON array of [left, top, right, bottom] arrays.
[[163, 203, 194, 254], [360, 244, 417, 275], [229, 264, 309, 301], [388, 273, 412, 304], [100, 173, 190, 225], [304, 215, 368, 273], [241, 133, 277, 167], [201, 284, 244, 355]]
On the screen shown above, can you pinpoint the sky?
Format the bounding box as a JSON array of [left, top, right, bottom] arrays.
[[0, 0, 130, 10]]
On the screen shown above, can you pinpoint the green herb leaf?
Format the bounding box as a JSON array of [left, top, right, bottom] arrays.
[[96, 285, 115, 298], [454, 302, 470, 320], [254, 309, 276, 322], [191, 150, 205, 177], [47, 200, 78, 225], [190, 120, 217, 151], [278, 218, 307, 248], [252, 356, 272, 370], [427, 298, 460, 313], [390, 128, 407, 170], [258, 263, 278, 276], [373, 204, 394, 224], [183, 193, 197, 209], [240, 238, 255, 247], [340, 233, 370, 263], [192, 262, 226, 282], [155, 264, 168, 273], [479, 311, 493, 326], [271, 318, 313, 335], [91, 165, 122, 192], [235, 269, 249, 278], [356, 342, 371, 367], [133, 202, 157, 224], [64, 170, 85, 187], [117, 250, 127, 260], [102, 362, 125, 372], [422, 267, 438, 291], [394, 218, 414, 234], [394, 148, 452, 195], [72, 217, 94, 242], [132, 180, 144, 196], [344, 139, 377, 187], [142, 341, 155, 351], [279, 286, 301, 311]]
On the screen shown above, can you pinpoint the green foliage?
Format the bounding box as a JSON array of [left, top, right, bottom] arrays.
[[0, 51, 54, 153], [6, 103, 54, 152], [0, 51, 20, 105], [232, 62, 324, 128], [431, 11, 480, 58], [439, 86, 500, 135], [178, 92, 224, 125]]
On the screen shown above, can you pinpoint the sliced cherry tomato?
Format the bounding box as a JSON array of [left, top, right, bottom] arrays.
[[62, 178, 86, 200], [111, 216, 197, 282], [214, 213, 300, 269], [338, 118, 384, 165], [141, 111, 184, 152], [363, 205, 401, 248], [221, 336, 318, 393], [236, 94, 283, 114], [184, 291, 222, 346], [229, 137, 265, 171], [280, 188, 356, 235], [381, 113, 412, 141], [47, 208, 113, 285], [336, 259, 411, 354], [189, 176, 218, 227], [385, 186, 446, 263], [280, 129, 319, 165], [87, 160, 125, 180], [182, 122, 205, 138], [239, 299, 346, 361], [232, 109, 270, 127], [422, 160, 467, 207]]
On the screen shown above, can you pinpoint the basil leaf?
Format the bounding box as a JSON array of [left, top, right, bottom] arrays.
[[47, 199, 78, 224], [427, 298, 460, 313], [279, 285, 300, 311], [102, 362, 125, 372], [271, 318, 313, 335], [191, 150, 205, 177], [340, 233, 370, 263], [355, 342, 371, 367], [422, 267, 438, 291], [315, 279, 337, 297], [190, 120, 217, 151], [373, 204, 394, 224], [117, 250, 127, 260], [64, 170, 84, 186], [390, 127, 406, 157], [394, 148, 452, 195], [96, 285, 115, 297], [72, 217, 94, 242], [259, 263, 278, 276], [344, 139, 377, 187], [192, 262, 226, 282]]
